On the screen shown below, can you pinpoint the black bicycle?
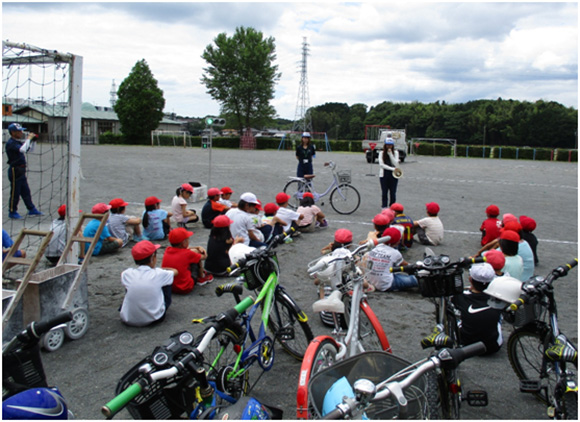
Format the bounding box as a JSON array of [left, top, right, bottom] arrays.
[[390, 249, 488, 419], [485, 259, 578, 419]]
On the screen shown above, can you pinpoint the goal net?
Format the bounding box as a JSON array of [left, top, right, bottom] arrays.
[[410, 138, 457, 158], [151, 130, 192, 147], [2, 40, 82, 277]]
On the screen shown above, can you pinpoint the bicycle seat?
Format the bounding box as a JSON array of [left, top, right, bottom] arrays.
[[303, 174, 315, 180], [312, 290, 345, 314]]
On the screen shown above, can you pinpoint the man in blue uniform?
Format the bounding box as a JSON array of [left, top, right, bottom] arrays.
[[5, 123, 43, 219]]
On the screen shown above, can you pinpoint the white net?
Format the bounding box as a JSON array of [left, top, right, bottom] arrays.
[[151, 130, 192, 147], [3, 40, 81, 278]]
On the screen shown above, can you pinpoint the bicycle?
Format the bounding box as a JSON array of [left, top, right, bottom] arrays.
[[296, 236, 393, 419], [390, 249, 488, 419], [283, 161, 361, 215], [312, 342, 487, 419], [102, 297, 281, 420], [484, 258, 578, 419]]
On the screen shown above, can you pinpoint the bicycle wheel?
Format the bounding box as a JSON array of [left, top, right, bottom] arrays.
[[342, 294, 391, 352], [330, 184, 360, 215], [508, 326, 554, 404], [268, 292, 314, 360], [283, 179, 306, 210], [296, 337, 340, 419], [561, 391, 578, 419], [196, 325, 249, 400], [442, 309, 461, 419], [425, 370, 443, 419]]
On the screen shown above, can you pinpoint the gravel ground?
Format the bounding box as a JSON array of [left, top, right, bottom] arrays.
[[3, 144, 578, 420]]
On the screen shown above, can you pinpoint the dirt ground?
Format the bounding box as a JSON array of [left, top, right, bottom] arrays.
[[3, 144, 578, 419]]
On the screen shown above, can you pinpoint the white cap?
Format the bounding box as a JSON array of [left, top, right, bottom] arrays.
[[240, 192, 259, 205], [302, 132, 311, 138], [469, 263, 496, 284]]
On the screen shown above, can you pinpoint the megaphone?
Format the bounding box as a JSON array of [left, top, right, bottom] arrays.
[[393, 167, 403, 179]]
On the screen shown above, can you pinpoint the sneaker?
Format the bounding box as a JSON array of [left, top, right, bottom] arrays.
[[197, 272, 214, 287], [284, 236, 294, 244], [9, 211, 22, 219], [28, 208, 44, 216], [132, 234, 144, 242], [317, 219, 329, 228]]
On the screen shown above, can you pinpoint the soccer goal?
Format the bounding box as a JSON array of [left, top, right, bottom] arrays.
[[151, 130, 192, 147], [410, 137, 457, 158], [2, 40, 83, 271], [278, 131, 330, 151]]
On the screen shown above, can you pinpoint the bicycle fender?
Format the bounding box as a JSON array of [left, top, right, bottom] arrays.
[[276, 288, 309, 323]]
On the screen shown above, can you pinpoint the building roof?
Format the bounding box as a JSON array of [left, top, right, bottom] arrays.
[[2, 114, 44, 125]]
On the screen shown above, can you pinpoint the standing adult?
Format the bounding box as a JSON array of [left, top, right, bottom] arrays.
[[296, 132, 316, 177], [5, 123, 43, 219], [378, 133, 400, 208]]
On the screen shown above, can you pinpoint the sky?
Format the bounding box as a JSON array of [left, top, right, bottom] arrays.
[[2, 1, 578, 120]]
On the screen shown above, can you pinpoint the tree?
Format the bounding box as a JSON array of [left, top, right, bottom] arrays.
[[114, 59, 165, 144], [201, 27, 281, 132]]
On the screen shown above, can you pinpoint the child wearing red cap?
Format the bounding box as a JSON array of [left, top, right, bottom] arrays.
[[296, 193, 327, 232], [83, 203, 123, 256], [108, 198, 143, 247], [142, 196, 172, 241], [218, 186, 237, 208], [205, 215, 244, 276], [479, 204, 502, 246], [391, 203, 414, 250], [162, 228, 213, 294], [519, 215, 538, 266], [171, 184, 199, 228], [45, 204, 68, 265], [321, 228, 354, 255], [413, 202, 444, 246], [359, 213, 391, 246], [498, 230, 524, 280], [274, 192, 304, 234], [120, 240, 177, 327], [201, 188, 229, 229]]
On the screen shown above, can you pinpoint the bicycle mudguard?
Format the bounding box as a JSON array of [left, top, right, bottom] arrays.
[[275, 287, 309, 323]]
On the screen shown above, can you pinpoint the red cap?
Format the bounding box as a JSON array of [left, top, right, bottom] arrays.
[[486, 204, 500, 216], [168, 227, 193, 244], [382, 227, 401, 245], [145, 196, 162, 206], [500, 230, 520, 242], [255, 200, 263, 211], [426, 202, 440, 214], [263, 203, 279, 215], [380, 208, 395, 223], [519, 215, 536, 232], [390, 203, 404, 212], [372, 213, 390, 226], [58, 204, 66, 217], [207, 187, 223, 197], [131, 240, 161, 261], [221, 186, 233, 194], [502, 221, 522, 234], [109, 198, 128, 208], [502, 213, 517, 224], [334, 228, 353, 244], [92, 203, 111, 214], [302, 192, 314, 199], [483, 249, 506, 271], [212, 215, 233, 228], [275, 192, 291, 204], [181, 183, 194, 193]]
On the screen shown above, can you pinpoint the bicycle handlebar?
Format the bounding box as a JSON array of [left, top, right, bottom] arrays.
[[101, 296, 255, 419], [509, 258, 578, 311], [3, 311, 73, 354], [390, 256, 486, 274], [226, 229, 293, 275]]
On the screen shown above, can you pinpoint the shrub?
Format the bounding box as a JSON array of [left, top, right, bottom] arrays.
[[555, 149, 578, 162], [98, 132, 124, 145]]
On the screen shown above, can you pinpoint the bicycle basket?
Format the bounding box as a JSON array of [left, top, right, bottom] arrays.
[[512, 296, 542, 328], [2, 344, 48, 399], [308, 351, 429, 419], [244, 256, 280, 291], [418, 270, 464, 298], [337, 170, 351, 184]]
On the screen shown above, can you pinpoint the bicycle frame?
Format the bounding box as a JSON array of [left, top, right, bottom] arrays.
[[288, 163, 343, 202]]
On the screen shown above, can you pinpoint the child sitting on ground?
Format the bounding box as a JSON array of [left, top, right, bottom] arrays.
[[480, 204, 502, 246], [274, 192, 304, 238], [119, 240, 177, 327], [391, 203, 414, 250], [108, 198, 143, 247], [142, 196, 172, 241], [218, 186, 237, 208], [2, 229, 26, 270], [45, 204, 68, 265], [519, 215, 539, 266], [201, 188, 230, 228], [171, 184, 199, 228], [359, 213, 390, 245], [205, 215, 244, 276], [161, 227, 213, 294], [83, 203, 123, 256], [413, 202, 444, 246], [296, 192, 327, 232]]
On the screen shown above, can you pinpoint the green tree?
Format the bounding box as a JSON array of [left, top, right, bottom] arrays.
[[114, 59, 165, 144], [201, 27, 281, 132]]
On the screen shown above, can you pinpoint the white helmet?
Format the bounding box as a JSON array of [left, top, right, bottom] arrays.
[[484, 276, 523, 309], [228, 243, 256, 266]]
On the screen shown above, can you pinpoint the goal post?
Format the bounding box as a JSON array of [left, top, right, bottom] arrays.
[[3, 40, 82, 266], [410, 138, 457, 158], [151, 130, 191, 147]]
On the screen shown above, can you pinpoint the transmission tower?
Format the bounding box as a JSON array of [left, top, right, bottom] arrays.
[[110, 79, 117, 107], [291, 37, 313, 135]]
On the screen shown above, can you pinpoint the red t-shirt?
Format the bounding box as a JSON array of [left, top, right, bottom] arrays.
[[480, 217, 502, 246], [161, 247, 201, 294]]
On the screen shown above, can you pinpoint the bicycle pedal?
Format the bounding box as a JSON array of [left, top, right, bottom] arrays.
[[465, 390, 488, 406], [519, 379, 541, 393]]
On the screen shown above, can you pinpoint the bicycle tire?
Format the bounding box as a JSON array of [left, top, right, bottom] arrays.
[[296, 336, 340, 419], [507, 325, 554, 404], [343, 294, 391, 352], [561, 391, 578, 419], [268, 292, 314, 361], [443, 308, 461, 419], [425, 370, 443, 419], [283, 179, 307, 210], [330, 184, 360, 215]]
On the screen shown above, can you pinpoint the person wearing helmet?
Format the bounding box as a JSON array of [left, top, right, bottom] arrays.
[[378, 133, 400, 208], [296, 132, 316, 178]]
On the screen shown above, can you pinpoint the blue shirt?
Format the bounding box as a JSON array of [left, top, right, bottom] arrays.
[[2, 229, 22, 260], [5, 137, 26, 167], [518, 240, 535, 281], [142, 209, 168, 240], [83, 219, 112, 256]]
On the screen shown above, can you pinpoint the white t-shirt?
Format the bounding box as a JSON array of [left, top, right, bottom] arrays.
[[46, 219, 67, 258], [364, 244, 404, 291], [416, 216, 444, 245], [226, 208, 255, 245], [171, 195, 188, 223], [107, 213, 131, 246], [120, 266, 174, 327], [275, 207, 301, 232]]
